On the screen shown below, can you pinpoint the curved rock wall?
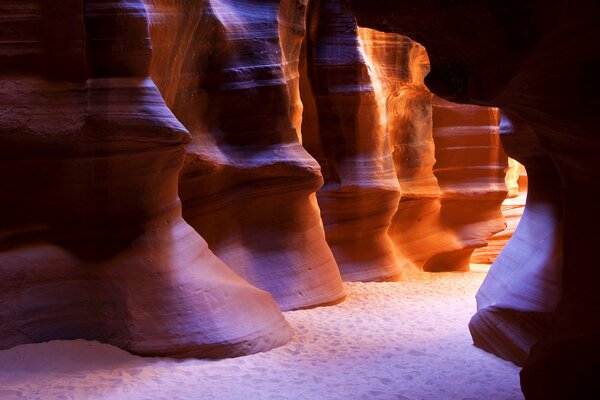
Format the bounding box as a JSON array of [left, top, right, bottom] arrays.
[[146, 0, 346, 310], [301, 2, 506, 278], [300, 0, 403, 282], [1, 0, 527, 364], [358, 30, 440, 273], [0, 0, 291, 358], [469, 111, 562, 366], [425, 97, 507, 271], [359, 29, 507, 273], [346, 1, 600, 397]]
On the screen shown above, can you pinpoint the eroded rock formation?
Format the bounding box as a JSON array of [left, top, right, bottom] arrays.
[[300, 0, 404, 281], [0, 0, 514, 359], [346, 1, 600, 397], [472, 158, 527, 265], [470, 111, 562, 366], [4, 5, 587, 391], [146, 0, 346, 310], [303, 8, 507, 276], [358, 30, 440, 273], [424, 97, 507, 271], [0, 0, 291, 358]]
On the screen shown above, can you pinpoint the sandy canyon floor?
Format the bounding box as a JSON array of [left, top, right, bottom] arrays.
[[0, 268, 522, 400]]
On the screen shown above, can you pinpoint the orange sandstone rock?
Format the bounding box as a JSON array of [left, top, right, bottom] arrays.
[[308, 19, 507, 275], [0, 0, 291, 358], [300, 0, 403, 282], [147, 0, 346, 310]]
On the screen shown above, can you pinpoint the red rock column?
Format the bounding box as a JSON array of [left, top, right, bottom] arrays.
[[147, 0, 346, 310], [425, 97, 508, 271], [0, 0, 291, 358], [354, 28, 508, 273], [300, 0, 404, 281], [356, 29, 440, 272]]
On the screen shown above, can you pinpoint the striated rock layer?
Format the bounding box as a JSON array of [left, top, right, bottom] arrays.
[[146, 0, 346, 310], [471, 158, 527, 265], [425, 97, 507, 272], [0, 0, 291, 358], [346, 1, 600, 397], [300, 0, 403, 282], [301, 2, 507, 278], [356, 28, 439, 273], [368, 39, 507, 273]]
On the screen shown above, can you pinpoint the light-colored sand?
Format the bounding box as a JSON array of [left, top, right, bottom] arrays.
[[0, 270, 523, 400]]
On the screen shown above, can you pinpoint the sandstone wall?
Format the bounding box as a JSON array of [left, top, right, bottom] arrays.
[[0, 0, 291, 358], [146, 0, 346, 310]]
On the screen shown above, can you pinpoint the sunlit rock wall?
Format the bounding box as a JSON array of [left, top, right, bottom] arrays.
[[359, 29, 507, 273], [0, 0, 291, 358], [357, 28, 439, 273], [426, 97, 507, 271], [300, 0, 404, 282], [472, 158, 527, 265], [146, 0, 346, 310], [304, 10, 506, 276]]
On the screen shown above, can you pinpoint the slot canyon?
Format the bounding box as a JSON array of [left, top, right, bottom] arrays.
[[0, 1, 597, 399]]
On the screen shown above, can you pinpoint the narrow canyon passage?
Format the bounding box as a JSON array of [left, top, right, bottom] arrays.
[[1, 1, 596, 399]]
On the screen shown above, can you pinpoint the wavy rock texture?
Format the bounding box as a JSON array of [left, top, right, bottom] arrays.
[[299, 0, 404, 282], [356, 28, 439, 273], [472, 158, 527, 265], [305, 15, 506, 276], [469, 111, 562, 366], [0, 0, 291, 358], [346, 1, 600, 397], [146, 0, 346, 310], [360, 29, 507, 273], [425, 97, 507, 272]]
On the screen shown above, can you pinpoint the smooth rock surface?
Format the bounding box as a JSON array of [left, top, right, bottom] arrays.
[[346, 1, 600, 397], [425, 97, 507, 272], [300, 0, 403, 282], [302, 7, 507, 277], [147, 0, 346, 310], [357, 28, 438, 274], [0, 0, 291, 358], [470, 111, 563, 366]]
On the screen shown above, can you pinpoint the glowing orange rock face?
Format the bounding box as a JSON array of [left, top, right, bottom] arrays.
[[147, 0, 346, 310], [423, 97, 507, 271], [300, 2, 404, 282], [359, 29, 508, 273], [0, 0, 291, 358], [357, 30, 439, 274], [302, 5, 507, 278], [471, 159, 527, 265]]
